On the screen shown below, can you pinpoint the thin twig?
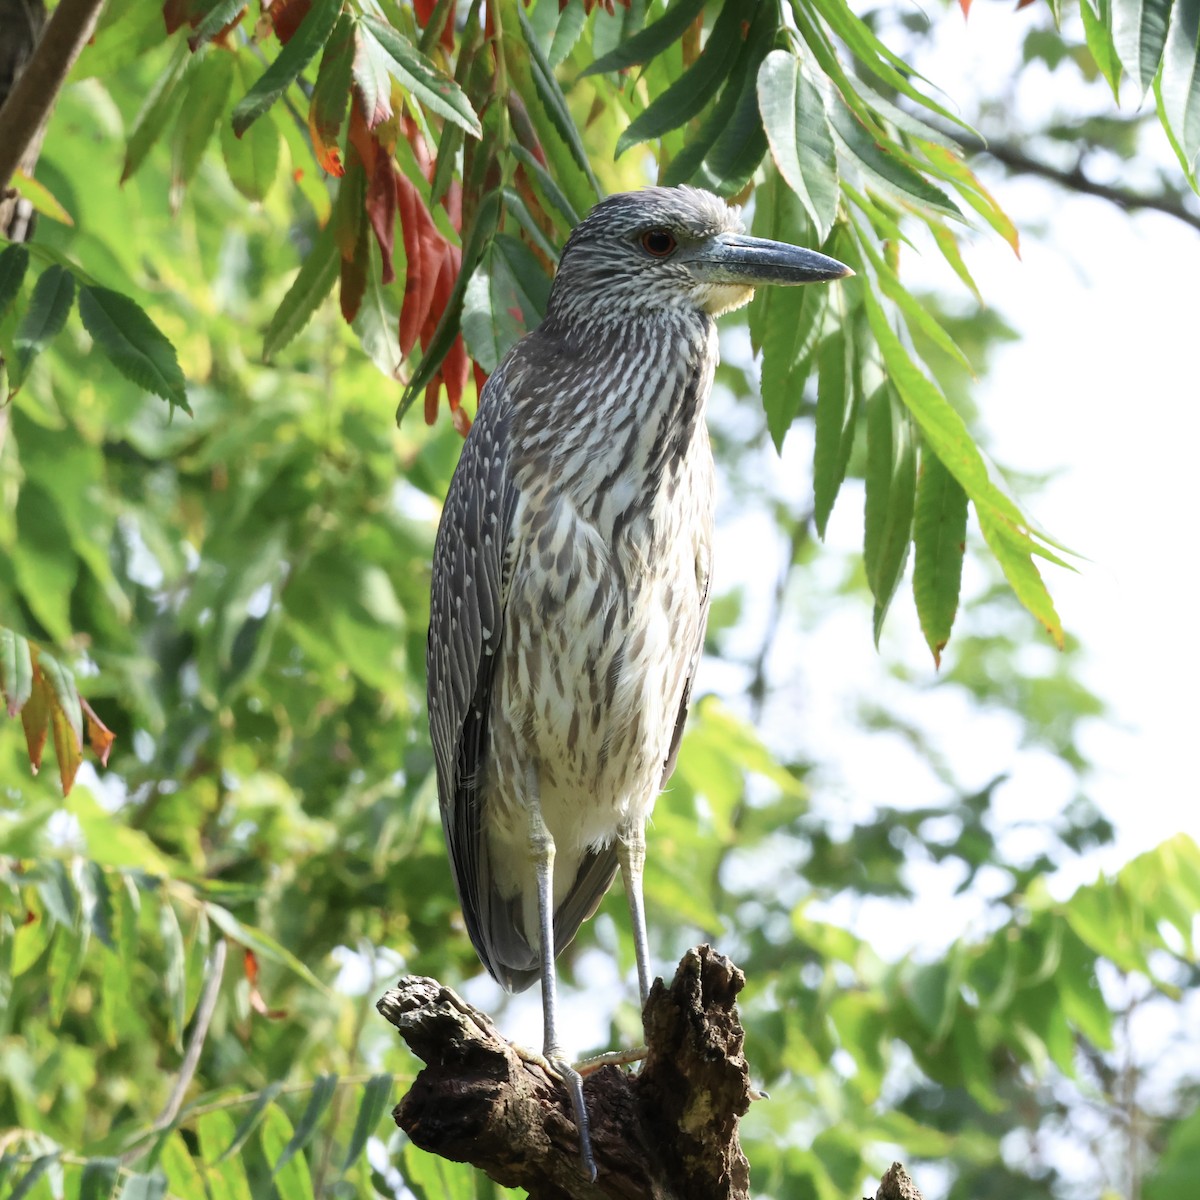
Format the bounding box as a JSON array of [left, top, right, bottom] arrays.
[[951, 129, 1200, 234], [0, 0, 106, 194], [120, 937, 228, 1165]]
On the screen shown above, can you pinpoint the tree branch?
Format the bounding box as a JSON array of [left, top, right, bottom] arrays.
[[953, 130, 1200, 234], [0, 0, 105, 196], [378, 945, 924, 1200]]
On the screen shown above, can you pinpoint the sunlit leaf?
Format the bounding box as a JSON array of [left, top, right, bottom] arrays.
[[864, 383, 916, 644], [14, 265, 75, 383], [232, 0, 342, 136], [912, 449, 968, 666], [757, 50, 839, 240], [78, 285, 189, 412], [359, 15, 482, 137], [1111, 0, 1172, 93], [1159, 0, 1200, 167], [123, 40, 191, 183], [341, 1074, 394, 1171], [812, 327, 858, 538], [263, 220, 339, 359], [273, 1074, 338, 1175], [172, 49, 235, 194], [584, 0, 706, 75], [616, 0, 746, 154]]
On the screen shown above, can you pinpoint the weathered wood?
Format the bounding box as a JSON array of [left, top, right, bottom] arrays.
[[377, 945, 752, 1199]]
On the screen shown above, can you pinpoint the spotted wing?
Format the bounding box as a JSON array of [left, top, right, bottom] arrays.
[[426, 369, 519, 985]]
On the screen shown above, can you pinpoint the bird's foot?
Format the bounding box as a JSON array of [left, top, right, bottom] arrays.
[[576, 1044, 648, 1075], [514, 1045, 597, 1182]]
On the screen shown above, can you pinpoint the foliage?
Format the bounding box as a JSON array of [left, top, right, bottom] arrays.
[[0, 1, 1198, 1199]]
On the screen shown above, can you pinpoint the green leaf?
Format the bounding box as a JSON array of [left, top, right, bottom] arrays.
[[1081, 0, 1124, 99], [812, 328, 858, 538], [218, 1081, 284, 1161], [1158, 0, 1200, 168], [585, 0, 706, 74], [341, 1074, 394, 1171], [0, 627, 34, 716], [222, 57, 282, 200], [0, 243, 30, 320], [37, 858, 79, 929], [159, 897, 187, 1051], [197, 1112, 252, 1200], [173, 49, 235, 192], [263, 220, 339, 360], [509, 144, 579, 226], [977, 511, 1065, 649], [123, 40, 191, 183], [350, 239, 402, 377], [616, 0, 746, 154], [117, 1170, 167, 1200], [864, 383, 916, 644], [78, 285, 189, 413], [273, 1074, 339, 1175], [760, 282, 824, 450], [205, 901, 329, 992], [259, 1106, 313, 1200], [829, 102, 960, 220], [548, 0, 588, 67], [232, 0, 342, 137], [75, 859, 116, 950], [358, 15, 482, 137], [1111, 0, 1172, 93], [157, 1133, 207, 1200], [461, 233, 552, 372], [912, 448, 967, 666], [14, 264, 76, 383], [79, 1156, 120, 1200], [189, 0, 246, 48], [10, 1153, 60, 1200], [757, 51, 839, 240], [49, 910, 88, 1021], [516, 6, 602, 196], [36, 651, 82, 754]]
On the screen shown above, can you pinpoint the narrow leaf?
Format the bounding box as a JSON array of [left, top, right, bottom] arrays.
[[341, 1074, 393, 1171], [11, 170, 74, 225], [232, 0, 342, 137], [160, 897, 187, 1050], [10, 1154, 60, 1200], [308, 13, 354, 167], [978, 512, 1065, 648], [263, 221, 339, 359], [864, 384, 916, 644], [14, 265, 75, 382], [75, 858, 116, 949], [79, 1157, 120, 1200], [189, 0, 247, 49], [0, 245, 30, 319], [172, 50, 235, 192], [222, 58, 282, 198], [218, 1081, 285, 1161], [123, 40, 191, 182], [1, 627, 34, 716], [812, 328, 858, 537], [259, 1106, 313, 1200], [78, 285, 189, 412], [1159, 0, 1200, 168], [1111, 0, 1172, 94], [516, 6, 602, 194], [585, 0, 707, 74], [757, 51, 839, 240], [359, 15, 482, 137], [273, 1074, 339, 1174], [1080, 0, 1124, 99], [118, 1171, 168, 1200], [912, 448, 968, 665], [205, 902, 328, 992], [616, 0, 746, 154]]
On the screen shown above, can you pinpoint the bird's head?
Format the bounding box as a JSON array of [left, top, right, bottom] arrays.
[[546, 185, 851, 324]]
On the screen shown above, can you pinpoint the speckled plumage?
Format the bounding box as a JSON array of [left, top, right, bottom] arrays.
[[427, 188, 741, 992], [427, 185, 851, 1177]]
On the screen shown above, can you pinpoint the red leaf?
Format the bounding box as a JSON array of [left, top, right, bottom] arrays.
[[268, 0, 311, 43], [244, 947, 260, 985], [396, 172, 426, 355], [401, 113, 434, 181], [452, 400, 472, 436], [79, 697, 115, 767], [347, 99, 378, 176], [366, 153, 398, 284], [340, 237, 368, 321], [424, 376, 440, 424], [308, 14, 354, 177], [959, 0, 971, 12], [507, 93, 548, 167], [472, 360, 489, 397]]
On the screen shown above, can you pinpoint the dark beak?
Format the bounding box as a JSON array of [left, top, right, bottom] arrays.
[[694, 233, 853, 286]]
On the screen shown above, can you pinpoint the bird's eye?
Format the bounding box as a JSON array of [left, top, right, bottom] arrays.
[[639, 229, 677, 258]]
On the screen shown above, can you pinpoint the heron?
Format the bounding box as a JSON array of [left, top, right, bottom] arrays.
[[427, 185, 851, 1175]]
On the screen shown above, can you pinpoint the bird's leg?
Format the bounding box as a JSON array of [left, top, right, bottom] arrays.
[[528, 771, 596, 1181], [617, 822, 653, 1008]]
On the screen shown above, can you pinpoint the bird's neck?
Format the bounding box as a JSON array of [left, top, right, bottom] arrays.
[[512, 311, 717, 525]]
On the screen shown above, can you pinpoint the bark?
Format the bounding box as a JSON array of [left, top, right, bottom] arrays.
[[377, 944, 925, 1200]]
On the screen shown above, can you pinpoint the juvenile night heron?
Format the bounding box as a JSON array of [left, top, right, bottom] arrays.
[[427, 185, 850, 1174]]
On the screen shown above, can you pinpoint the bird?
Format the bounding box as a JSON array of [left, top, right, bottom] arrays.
[[426, 185, 850, 1176]]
